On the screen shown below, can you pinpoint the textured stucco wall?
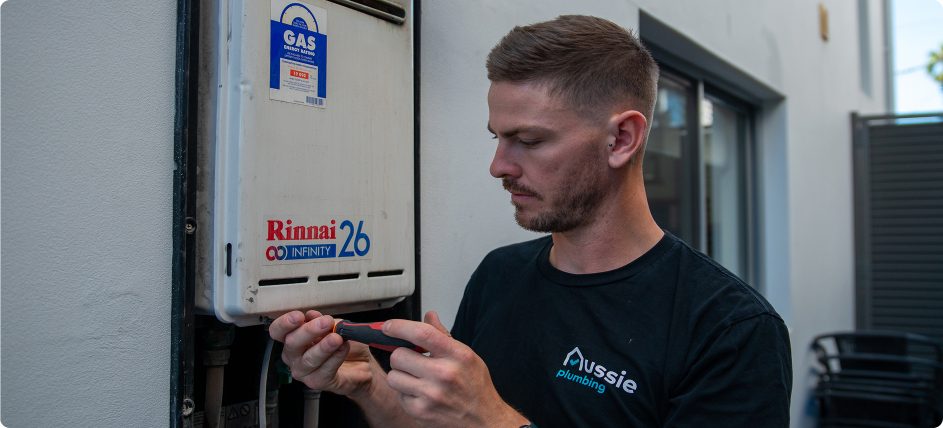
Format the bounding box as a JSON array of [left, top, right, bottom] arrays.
[[1, 0, 177, 425]]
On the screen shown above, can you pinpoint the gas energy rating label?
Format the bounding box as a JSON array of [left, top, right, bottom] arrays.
[[269, 0, 327, 107]]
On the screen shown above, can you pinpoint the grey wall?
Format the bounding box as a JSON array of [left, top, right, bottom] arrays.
[[1, 0, 177, 426]]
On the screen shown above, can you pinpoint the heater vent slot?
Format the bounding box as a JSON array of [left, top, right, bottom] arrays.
[[318, 273, 360, 282], [259, 276, 310, 286], [225, 243, 232, 276], [367, 269, 404, 278]]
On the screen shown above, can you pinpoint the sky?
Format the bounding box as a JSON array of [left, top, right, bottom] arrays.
[[893, 0, 943, 113]]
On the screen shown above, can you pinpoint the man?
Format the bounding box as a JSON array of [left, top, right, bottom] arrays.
[[270, 15, 792, 427]]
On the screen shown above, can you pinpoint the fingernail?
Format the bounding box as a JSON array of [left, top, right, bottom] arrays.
[[382, 320, 391, 333], [288, 313, 302, 325], [315, 317, 326, 329]]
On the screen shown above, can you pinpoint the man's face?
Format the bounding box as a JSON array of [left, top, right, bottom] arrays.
[[487, 81, 612, 233]]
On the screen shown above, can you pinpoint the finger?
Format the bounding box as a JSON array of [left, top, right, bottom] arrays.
[[398, 394, 431, 421], [269, 311, 306, 342], [297, 334, 347, 378], [305, 309, 323, 321], [423, 311, 450, 336], [383, 319, 455, 357], [283, 315, 336, 360], [294, 332, 345, 378], [388, 346, 435, 377], [386, 366, 425, 397], [313, 339, 350, 377]]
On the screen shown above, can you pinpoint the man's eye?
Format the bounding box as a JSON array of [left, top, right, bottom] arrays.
[[519, 139, 541, 146]]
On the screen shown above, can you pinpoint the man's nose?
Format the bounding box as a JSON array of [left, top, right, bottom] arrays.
[[489, 141, 520, 178]]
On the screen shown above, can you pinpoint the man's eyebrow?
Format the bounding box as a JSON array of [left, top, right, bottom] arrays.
[[486, 124, 554, 138]]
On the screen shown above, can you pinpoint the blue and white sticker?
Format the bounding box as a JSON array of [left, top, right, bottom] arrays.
[[269, 0, 327, 107]]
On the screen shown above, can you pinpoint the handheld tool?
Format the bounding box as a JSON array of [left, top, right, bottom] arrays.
[[333, 320, 427, 353]]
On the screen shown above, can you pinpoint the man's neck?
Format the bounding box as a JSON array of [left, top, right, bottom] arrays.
[[547, 186, 664, 274]]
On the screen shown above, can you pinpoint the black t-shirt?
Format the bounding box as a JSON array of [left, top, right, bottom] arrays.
[[451, 232, 792, 427]]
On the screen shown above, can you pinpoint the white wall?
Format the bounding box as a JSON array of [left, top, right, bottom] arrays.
[[0, 0, 177, 425], [0, 0, 886, 426], [419, 2, 886, 428]]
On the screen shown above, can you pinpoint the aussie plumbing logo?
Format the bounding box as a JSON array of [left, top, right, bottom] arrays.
[[264, 218, 370, 262], [555, 347, 638, 395]]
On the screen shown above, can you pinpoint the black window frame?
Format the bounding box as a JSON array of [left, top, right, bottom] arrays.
[[643, 59, 759, 286]]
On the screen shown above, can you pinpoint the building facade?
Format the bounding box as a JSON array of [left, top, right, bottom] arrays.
[[1, 1, 888, 426]]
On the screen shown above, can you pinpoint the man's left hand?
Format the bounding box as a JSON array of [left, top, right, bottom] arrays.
[[383, 311, 529, 428]]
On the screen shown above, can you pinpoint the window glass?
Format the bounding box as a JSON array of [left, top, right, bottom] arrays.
[[645, 78, 689, 240], [702, 97, 747, 278], [643, 69, 754, 283]]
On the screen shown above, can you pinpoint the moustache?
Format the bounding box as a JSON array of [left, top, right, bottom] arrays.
[[502, 178, 543, 201]]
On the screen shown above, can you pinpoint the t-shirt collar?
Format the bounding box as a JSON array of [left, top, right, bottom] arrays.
[[536, 230, 677, 287]]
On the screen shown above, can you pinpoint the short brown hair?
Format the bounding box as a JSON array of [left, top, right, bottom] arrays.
[[486, 15, 659, 123]]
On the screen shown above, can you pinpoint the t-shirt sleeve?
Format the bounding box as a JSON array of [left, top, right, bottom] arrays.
[[664, 314, 792, 427]]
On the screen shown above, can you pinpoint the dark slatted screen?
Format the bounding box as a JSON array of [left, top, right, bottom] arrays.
[[854, 113, 943, 342]]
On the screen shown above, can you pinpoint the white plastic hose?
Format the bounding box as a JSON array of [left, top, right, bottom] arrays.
[[259, 336, 274, 428]]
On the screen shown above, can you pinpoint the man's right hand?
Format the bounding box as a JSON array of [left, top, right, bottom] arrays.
[[269, 310, 377, 397]]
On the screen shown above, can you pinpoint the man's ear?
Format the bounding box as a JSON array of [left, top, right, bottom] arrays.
[[607, 110, 648, 169]]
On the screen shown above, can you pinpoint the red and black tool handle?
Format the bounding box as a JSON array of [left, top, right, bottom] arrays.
[[333, 320, 426, 353]]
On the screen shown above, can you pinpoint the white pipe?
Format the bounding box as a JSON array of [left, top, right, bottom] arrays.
[[303, 388, 321, 428], [259, 337, 274, 428]]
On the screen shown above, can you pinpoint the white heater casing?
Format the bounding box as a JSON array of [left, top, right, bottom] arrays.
[[196, 0, 414, 326]]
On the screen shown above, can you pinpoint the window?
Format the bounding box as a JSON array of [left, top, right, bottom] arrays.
[[644, 68, 755, 282]]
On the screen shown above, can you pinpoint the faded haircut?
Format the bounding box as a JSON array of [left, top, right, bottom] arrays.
[[486, 15, 659, 124]]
